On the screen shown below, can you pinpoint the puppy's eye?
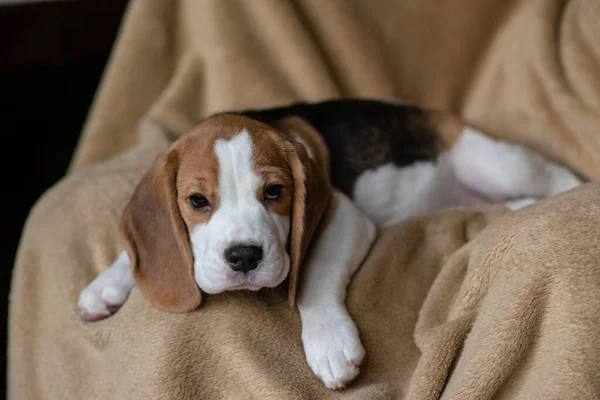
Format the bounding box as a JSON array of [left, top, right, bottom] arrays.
[[189, 194, 210, 211], [264, 185, 284, 202]]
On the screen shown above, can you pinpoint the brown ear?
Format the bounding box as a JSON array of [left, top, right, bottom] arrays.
[[120, 150, 202, 312], [271, 117, 334, 307]]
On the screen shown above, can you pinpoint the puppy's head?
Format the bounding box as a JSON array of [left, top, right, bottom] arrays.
[[120, 115, 333, 312]]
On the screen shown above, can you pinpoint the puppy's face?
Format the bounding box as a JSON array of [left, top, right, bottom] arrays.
[[120, 115, 333, 312], [177, 128, 292, 294]]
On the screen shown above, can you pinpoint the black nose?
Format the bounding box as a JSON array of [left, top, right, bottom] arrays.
[[225, 245, 263, 273]]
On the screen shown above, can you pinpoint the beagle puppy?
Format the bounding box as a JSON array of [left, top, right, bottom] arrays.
[[78, 99, 582, 389]]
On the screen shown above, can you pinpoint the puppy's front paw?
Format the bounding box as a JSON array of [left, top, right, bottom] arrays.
[[78, 281, 130, 321], [77, 255, 134, 321], [302, 313, 365, 390]]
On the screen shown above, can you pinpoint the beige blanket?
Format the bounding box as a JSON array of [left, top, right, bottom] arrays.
[[9, 0, 600, 399]]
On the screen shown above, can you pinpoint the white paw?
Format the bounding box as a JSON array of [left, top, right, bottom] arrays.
[[547, 163, 583, 195], [302, 312, 365, 390], [504, 197, 538, 210], [77, 252, 134, 321]]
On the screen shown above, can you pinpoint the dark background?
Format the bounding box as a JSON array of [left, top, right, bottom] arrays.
[[0, 0, 128, 394]]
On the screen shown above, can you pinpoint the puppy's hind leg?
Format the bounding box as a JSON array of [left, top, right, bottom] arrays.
[[503, 197, 538, 210], [450, 127, 582, 203]]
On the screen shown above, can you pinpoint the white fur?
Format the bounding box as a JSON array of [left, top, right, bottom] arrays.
[[353, 127, 582, 224], [78, 251, 134, 318], [79, 124, 583, 389], [79, 130, 290, 315], [503, 197, 538, 210], [297, 191, 376, 389], [353, 155, 462, 227], [191, 130, 290, 294], [450, 127, 581, 201]]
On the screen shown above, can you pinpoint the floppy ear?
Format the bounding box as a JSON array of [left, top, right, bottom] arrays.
[[120, 150, 202, 312], [271, 117, 334, 307]]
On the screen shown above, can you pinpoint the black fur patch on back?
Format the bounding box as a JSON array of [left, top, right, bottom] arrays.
[[216, 99, 443, 196]]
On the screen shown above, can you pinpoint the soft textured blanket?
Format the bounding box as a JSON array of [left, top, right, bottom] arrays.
[[9, 0, 600, 399]]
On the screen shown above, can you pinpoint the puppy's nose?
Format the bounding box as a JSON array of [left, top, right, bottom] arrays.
[[225, 245, 263, 273]]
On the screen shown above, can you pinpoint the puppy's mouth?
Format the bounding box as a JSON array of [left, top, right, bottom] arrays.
[[217, 244, 289, 291], [227, 283, 263, 292], [199, 270, 287, 294], [224, 265, 287, 290], [196, 246, 289, 294]]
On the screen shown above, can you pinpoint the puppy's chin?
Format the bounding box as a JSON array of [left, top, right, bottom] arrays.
[[228, 283, 263, 292], [195, 258, 290, 295], [197, 276, 284, 294]]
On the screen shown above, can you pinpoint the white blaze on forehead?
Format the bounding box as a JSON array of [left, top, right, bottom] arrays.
[[214, 129, 261, 207], [190, 128, 291, 295]]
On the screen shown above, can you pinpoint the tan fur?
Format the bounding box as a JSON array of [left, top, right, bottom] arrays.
[[248, 127, 294, 218], [270, 116, 331, 178], [120, 114, 333, 311], [284, 138, 333, 306], [13, 1, 600, 398], [175, 129, 222, 229], [120, 150, 202, 313]]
